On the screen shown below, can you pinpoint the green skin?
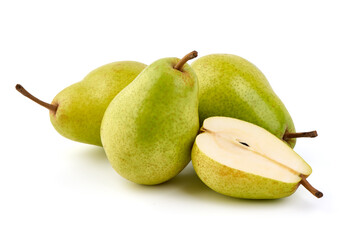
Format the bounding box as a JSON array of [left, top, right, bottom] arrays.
[[191, 143, 300, 199], [191, 54, 296, 147], [101, 58, 199, 185], [50, 61, 146, 146]]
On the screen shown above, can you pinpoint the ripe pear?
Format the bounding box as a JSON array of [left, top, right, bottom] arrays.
[[191, 54, 317, 148], [192, 116, 323, 199], [101, 51, 199, 185], [16, 61, 146, 146]]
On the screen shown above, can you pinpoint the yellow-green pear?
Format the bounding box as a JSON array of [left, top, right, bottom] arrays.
[[16, 61, 146, 146], [101, 51, 199, 185], [191, 54, 317, 148], [192, 116, 323, 199]]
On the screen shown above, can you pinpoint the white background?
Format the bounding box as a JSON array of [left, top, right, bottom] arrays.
[[1, 0, 359, 239]]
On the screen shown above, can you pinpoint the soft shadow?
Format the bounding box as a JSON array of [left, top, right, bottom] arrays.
[[73, 146, 108, 162], [76, 152, 292, 206]]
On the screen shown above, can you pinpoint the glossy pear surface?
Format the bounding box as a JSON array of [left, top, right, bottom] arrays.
[[192, 54, 296, 147], [192, 117, 314, 199], [50, 61, 146, 146], [101, 58, 199, 185]]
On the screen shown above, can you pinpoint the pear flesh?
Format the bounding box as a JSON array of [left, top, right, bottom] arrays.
[[101, 54, 199, 185], [192, 117, 321, 199]]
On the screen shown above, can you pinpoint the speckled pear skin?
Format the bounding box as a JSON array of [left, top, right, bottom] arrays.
[[101, 58, 199, 185], [50, 61, 146, 146], [191, 143, 299, 199], [191, 54, 296, 147]]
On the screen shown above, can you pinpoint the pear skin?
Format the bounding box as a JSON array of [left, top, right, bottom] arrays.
[[192, 54, 317, 148], [16, 61, 146, 146], [191, 117, 322, 199], [101, 52, 199, 185]]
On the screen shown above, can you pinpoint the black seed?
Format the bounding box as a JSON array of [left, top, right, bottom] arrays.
[[239, 141, 250, 147]]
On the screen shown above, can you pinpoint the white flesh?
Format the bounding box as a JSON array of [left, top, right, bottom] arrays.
[[196, 117, 312, 183]]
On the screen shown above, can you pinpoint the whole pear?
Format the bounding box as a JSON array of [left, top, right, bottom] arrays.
[[101, 51, 199, 185], [16, 61, 146, 146], [192, 117, 323, 199], [191, 54, 317, 148]]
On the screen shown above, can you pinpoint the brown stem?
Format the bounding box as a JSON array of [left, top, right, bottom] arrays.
[[300, 175, 323, 198], [283, 130, 318, 140], [174, 50, 198, 71], [15, 84, 58, 112]]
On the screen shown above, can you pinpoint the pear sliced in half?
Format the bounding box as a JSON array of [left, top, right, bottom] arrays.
[[191, 117, 322, 199]]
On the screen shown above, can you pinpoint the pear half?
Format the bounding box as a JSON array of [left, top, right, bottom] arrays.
[[192, 117, 322, 199]]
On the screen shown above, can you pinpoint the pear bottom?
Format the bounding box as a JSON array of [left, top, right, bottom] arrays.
[[108, 154, 191, 186], [191, 144, 299, 199]]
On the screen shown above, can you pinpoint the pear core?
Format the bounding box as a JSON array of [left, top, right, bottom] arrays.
[[196, 117, 312, 183]]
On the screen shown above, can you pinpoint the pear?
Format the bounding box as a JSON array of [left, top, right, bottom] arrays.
[[191, 54, 317, 148], [16, 61, 146, 146], [192, 116, 323, 199], [101, 51, 199, 185]]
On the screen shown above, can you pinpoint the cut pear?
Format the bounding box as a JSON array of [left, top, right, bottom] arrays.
[[192, 116, 322, 199]]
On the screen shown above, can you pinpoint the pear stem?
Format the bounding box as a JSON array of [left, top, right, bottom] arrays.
[[283, 131, 318, 140], [300, 175, 323, 198], [174, 50, 198, 71], [15, 84, 58, 112]]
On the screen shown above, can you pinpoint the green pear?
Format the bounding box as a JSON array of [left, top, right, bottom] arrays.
[[16, 61, 146, 146], [192, 116, 323, 199], [101, 51, 199, 185], [191, 54, 317, 148]]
